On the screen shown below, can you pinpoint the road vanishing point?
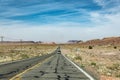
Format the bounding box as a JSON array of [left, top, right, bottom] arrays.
[[0, 47, 95, 80]]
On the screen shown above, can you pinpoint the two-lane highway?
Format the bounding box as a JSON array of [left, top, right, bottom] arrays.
[[10, 49, 94, 80], [0, 47, 95, 80], [0, 52, 55, 80]]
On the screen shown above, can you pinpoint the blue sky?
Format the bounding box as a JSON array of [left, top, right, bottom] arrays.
[[0, 0, 120, 42]]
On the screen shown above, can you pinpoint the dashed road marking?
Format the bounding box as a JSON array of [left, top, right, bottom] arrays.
[[9, 56, 54, 80]]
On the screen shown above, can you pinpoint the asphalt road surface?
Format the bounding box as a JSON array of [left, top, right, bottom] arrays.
[[0, 48, 95, 80], [0, 52, 55, 80], [11, 51, 94, 80]]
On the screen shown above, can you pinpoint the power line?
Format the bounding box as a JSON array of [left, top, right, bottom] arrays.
[[0, 36, 4, 42], [5, 36, 20, 41]]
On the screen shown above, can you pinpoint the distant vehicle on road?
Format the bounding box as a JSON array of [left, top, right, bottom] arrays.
[[57, 50, 61, 54]]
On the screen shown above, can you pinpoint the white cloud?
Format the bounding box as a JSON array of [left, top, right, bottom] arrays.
[[94, 0, 120, 8], [0, 18, 120, 43], [0, 0, 120, 43], [0, 22, 86, 42], [88, 10, 120, 39], [94, 0, 106, 7]]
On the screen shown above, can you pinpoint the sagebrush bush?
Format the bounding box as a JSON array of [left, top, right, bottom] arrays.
[[21, 54, 29, 59], [114, 46, 117, 49], [88, 46, 93, 49], [75, 56, 82, 61], [91, 62, 96, 66]]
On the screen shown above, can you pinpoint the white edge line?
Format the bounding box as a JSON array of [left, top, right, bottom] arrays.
[[62, 53, 95, 80]]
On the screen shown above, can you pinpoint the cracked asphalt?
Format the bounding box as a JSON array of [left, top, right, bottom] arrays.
[[19, 52, 90, 80]]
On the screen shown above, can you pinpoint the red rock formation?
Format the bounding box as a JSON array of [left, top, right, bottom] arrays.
[[80, 37, 120, 46]]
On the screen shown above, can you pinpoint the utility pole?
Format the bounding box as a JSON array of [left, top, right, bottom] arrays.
[[0, 36, 4, 52], [20, 39, 22, 51], [0, 36, 4, 43]]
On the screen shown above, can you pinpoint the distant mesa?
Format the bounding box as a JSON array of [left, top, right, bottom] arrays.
[[36, 41, 43, 43], [0, 36, 119, 45], [67, 36, 120, 46], [67, 40, 83, 44], [80, 36, 120, 46]]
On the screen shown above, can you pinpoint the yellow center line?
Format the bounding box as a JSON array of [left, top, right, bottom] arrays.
[[9, 56, 53, 80]]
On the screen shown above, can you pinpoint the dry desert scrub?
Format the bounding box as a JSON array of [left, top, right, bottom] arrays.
[[0, 43, 57, 63], [61, 44, 120, 80]]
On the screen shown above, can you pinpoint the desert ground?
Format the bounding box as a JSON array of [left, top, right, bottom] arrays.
[[61, 44, 120, 80], [0, 43, 120, 80], [0, 43, 57, 63]]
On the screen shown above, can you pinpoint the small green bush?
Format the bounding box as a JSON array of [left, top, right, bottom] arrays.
[[75, 56, 82, 61], [88, 46, 93, 49], [21, 54, 29, 59], [114, 46, 117, 49], [116, 74, 120, 77], [80, 64, 85, 68], [107, 63, 119, 70], [91, 62, 96, 66]]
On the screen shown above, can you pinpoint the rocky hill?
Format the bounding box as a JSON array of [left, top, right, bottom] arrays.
[[80, 36, 120, 46]]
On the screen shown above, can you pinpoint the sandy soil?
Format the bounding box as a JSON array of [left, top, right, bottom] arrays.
[[0, 43, 120, 80], [61, 44, 120, 80]]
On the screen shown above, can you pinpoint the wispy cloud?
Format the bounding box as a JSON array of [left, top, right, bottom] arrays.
[[93, 0, 120, 8], [0, 0, 120, 42], [1, 22, 119, 42], [0, 0, 96, 18]]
